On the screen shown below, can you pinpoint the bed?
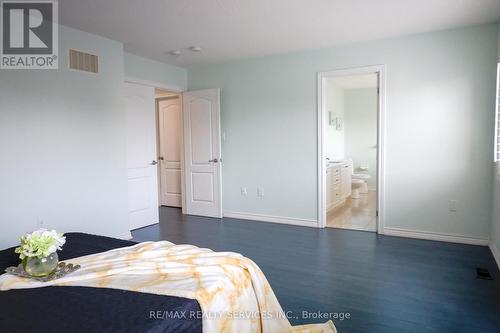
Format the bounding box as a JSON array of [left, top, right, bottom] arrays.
[[0, 232, 335, 333], [0, 233, 202, 333]]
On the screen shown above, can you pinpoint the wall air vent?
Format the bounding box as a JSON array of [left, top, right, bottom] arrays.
[[69, 49, 98, 74]]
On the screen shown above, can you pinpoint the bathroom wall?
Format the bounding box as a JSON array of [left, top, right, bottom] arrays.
[[188, 23, 497, 241], [324, 80, 345, 161], [344, 88, 378, 189]]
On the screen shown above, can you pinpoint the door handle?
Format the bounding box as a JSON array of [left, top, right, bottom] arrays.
[[208, 158, 218, 163], [150, 160, 158, 165]]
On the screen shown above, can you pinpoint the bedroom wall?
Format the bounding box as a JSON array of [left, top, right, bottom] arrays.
[[344, 88, 378, 189], [0, 25, 130, 248], [124, 52, 187, 90], [188, 23, 498, 241]]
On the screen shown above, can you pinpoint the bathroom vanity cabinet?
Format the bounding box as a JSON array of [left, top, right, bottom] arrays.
[[326, 162, 352, 211]]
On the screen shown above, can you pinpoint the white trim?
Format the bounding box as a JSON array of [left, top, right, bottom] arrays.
[[223, 211, 318, 228], [180, 93, 187, 214], [115, 231, 133, 240], [494, 63, 499, 163], [125, 76, 184, 92], [317, 65, 387, 234], [384, 227, 489, 246], [490, 242, 500, 270]]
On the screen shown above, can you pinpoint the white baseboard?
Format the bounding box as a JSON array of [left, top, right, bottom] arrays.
[[223, 211, 318, 228], [116, 231, 133, 240], [490, 242, 500, 270], [384, 227, 489, 246]]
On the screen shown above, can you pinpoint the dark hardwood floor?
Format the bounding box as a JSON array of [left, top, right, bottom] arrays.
[[132, 207, 500, 333]]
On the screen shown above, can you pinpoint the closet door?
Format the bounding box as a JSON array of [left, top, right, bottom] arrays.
[[158, 97, 182, 207]]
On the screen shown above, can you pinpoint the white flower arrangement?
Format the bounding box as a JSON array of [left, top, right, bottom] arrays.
[[15, 229, 66, 260]]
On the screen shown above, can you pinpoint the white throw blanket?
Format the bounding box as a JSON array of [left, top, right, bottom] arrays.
[[0, 241, 336, 333]]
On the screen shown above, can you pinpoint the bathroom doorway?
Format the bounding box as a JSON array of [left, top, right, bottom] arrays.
[[317, 66, 386, 233]]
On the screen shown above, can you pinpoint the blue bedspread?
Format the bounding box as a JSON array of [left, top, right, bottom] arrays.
[[0, 233, 202, 333]]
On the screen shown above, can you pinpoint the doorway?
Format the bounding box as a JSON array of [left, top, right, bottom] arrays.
[[317, 65, 386, 233], [124, 79, 223, 231], [156, 89, 183, 208], [155, 88, 223, 218]]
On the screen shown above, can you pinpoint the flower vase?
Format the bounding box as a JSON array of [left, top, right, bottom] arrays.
[[22, 252, 59, 277]]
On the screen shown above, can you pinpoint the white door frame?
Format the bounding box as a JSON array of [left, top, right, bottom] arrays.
[[317, 65, 387, 234]]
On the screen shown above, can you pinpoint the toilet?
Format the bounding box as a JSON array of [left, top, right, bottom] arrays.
[[352, 173, 370, 194], [349, 159, 371, 197], [351, 179, 364, 199]]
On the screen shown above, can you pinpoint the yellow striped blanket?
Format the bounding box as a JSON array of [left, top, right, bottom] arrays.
[[0, 241, 336, 333]]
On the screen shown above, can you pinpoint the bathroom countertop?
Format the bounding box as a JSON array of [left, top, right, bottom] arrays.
[[327, 161, 348, 167]]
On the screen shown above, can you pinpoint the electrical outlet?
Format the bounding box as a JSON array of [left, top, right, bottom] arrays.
[[240, 187, 247, 196], [257, 187, 265, 198], [449, 200, 458, 212]]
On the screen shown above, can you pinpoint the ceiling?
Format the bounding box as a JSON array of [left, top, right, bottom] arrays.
[[327, 74, 378, 89], [59, 0, 500, 68]]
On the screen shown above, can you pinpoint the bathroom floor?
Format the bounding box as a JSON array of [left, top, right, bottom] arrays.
[[327, 191, 377, 232]]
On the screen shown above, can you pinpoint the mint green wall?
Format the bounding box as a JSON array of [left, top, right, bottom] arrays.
[[124, 52, 187, 90], [0, 21, 497, 247], [0, 26, 129, 248], [188, 24, 498, 239], [344, 88, 378, 188]]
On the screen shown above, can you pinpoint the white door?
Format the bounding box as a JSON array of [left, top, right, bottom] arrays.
[[124, 82, 159, 229], [158, 96, 182, 207], [183, 89, 222, 218]]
